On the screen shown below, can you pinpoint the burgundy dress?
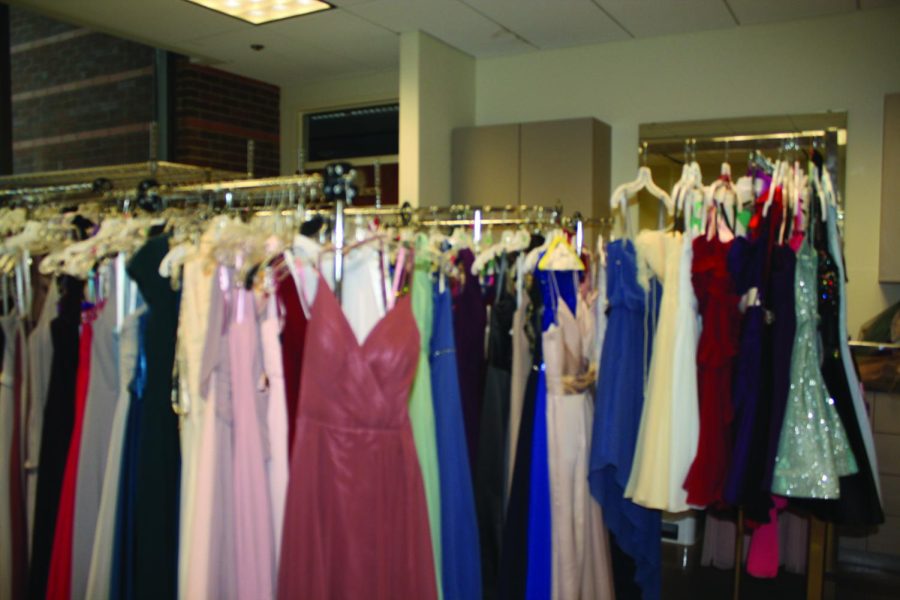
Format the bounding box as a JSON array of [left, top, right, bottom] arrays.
[[683, 235, 740, 507], [276, 271, 308, 453], [277, 274, 438, 600]]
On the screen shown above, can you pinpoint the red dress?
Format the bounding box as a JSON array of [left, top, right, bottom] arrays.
[[277, 274, 438, 600], [276, 268, 308, 453], [682, 236, 740, 506], [45, 310, 95, 600]]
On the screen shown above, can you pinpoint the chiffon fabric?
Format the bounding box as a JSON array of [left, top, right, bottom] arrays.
[[277, 272, 437, 599], [85, 304, 144, 600], [683, 234, 740, 506], [25, 282, 59, 551], [430, 284, 482, 600], [588, 239, 661, 600], [0, 314, 20, 600], [45, 307, 95, 600], [126, 235, 181, 600], [544, 293, 614, 600], [29, 276, 82, 600], [72, 276, 121, 600], [627, 230, 697, 512], [408, 238, 444, 599]]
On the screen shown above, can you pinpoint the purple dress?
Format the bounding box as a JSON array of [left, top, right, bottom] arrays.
[[452, 249, 486, 470]]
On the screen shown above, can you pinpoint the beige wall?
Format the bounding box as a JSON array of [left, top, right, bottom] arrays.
[[279, 70, 399, 175], [475, 6, 900, 334]]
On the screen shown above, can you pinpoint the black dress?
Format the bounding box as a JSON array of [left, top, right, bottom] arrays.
[[126, 235, 182, 600], [28, 276, 83, 600], [807, 212, 884, 527], [475, 255, 516, 600], [497, 274, 542, 600]]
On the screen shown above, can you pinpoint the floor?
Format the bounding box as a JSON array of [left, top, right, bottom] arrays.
[[661, 543, 900, 600]]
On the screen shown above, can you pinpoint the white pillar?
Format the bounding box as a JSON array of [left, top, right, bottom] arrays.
[[399, 31, 475, 207]]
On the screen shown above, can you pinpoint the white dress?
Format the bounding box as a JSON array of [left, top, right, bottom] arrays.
[[0, 314, 19, 600], [626, 229, 693, 511]]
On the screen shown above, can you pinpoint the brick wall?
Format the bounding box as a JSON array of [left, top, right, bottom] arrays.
[[10, 7, 155, 173], [174, 60, 280, 177], [8, 7, 281, 176]]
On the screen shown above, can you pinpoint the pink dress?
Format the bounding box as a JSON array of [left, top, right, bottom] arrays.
[[277, 274, 437, 600]]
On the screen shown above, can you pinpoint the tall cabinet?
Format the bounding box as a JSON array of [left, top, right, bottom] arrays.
[[451, 117, 611, 221]]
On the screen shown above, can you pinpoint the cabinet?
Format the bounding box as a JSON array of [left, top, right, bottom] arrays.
[[880, 93, 900, 282], [451, 117, 611, 220]]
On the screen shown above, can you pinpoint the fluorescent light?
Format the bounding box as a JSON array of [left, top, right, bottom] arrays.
[[185, 0, 331, 24]]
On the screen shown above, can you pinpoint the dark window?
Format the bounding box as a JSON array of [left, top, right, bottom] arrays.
[[305, 103, 398, 162]]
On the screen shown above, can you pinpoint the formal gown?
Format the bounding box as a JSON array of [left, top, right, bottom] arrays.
[[453, 249, 486, 471], [28, 276, 82, 600], [277, 272, 437, 599], [431, 283, 482, 600], [772, 237, 857, 498], [408, 238, 444, 599], [683, 234, 740, 506], [627, 230, 693, 512], [588, 239, 661, 600], [126, 235, 181, 600]]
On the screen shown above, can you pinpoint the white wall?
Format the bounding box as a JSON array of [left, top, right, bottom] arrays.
[[279, 70, 399, 175], [475, 7, 900, 334], [399, 31, 475, 207]]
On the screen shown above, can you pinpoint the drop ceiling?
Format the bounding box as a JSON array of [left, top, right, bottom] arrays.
[[7, 0, 890, 87]]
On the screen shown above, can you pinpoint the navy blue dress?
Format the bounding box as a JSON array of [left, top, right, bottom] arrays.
[[588, 239, 661, 600], [430, 284, 483, 600]]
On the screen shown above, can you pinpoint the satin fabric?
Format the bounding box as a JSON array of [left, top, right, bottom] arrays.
[[430, 284, 482, 600], [277, 273, 437, 600]]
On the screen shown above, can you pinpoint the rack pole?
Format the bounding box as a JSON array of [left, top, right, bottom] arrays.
[[247, 140, 255, 179], [806, 517, 827, 600], [333, 197, 345, 301], [733, 508, 744, 600]]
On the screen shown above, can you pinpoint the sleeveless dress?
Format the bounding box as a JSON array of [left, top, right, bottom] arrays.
[[430, 284, 481, 600], [627, 230, 689, 511], [588, 239, 661, 600], [684, 234, 740, 507], [771, 238, 857, 497], [544, 295, 614, 600], [408, 238, 444, 599], [277, 273, 438, 600]]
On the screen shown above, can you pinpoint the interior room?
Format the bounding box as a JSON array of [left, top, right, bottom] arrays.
[[0, 1, 898, 599]]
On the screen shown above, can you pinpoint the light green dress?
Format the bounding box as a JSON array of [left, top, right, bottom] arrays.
[[409, 235, 444, 599], [772, 239, 857, 498]]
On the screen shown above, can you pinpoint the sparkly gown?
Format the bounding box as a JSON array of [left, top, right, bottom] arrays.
[[771, 237, 857, 498]]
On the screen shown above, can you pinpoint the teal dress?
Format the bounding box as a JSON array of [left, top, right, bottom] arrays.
[[409, 236, 444, 600], [772, 237, 857, 498]]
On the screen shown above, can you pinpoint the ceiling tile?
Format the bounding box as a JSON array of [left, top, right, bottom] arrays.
[[598, 0, 736, 38], [860, 0, 899, 8], [462, 0, 629, 48], [345, 0, 533, 57], [727, 0, 856, 26], [262, 9, 398, 69]]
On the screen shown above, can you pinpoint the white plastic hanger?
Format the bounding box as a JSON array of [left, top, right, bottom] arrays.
[[610, 166, 674, 240]]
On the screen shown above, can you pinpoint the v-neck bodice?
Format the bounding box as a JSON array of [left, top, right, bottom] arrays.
[[299, 273, 420, 430]]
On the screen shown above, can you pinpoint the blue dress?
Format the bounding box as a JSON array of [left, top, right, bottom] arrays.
[[525, 269, 578, 600], [430, 285, 482, 600], [110, 309, 149, 600], [588, 239, 661, 600]]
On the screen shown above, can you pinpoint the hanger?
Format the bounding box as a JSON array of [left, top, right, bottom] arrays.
[[537, 233, 585, 271], [610, 147, 674, 240]]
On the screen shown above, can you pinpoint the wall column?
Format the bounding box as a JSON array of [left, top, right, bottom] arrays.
[[399, 31, 474, 207]]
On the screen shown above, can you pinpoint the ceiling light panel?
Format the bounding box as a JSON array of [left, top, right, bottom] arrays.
[[185, 0, 332, 25]]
